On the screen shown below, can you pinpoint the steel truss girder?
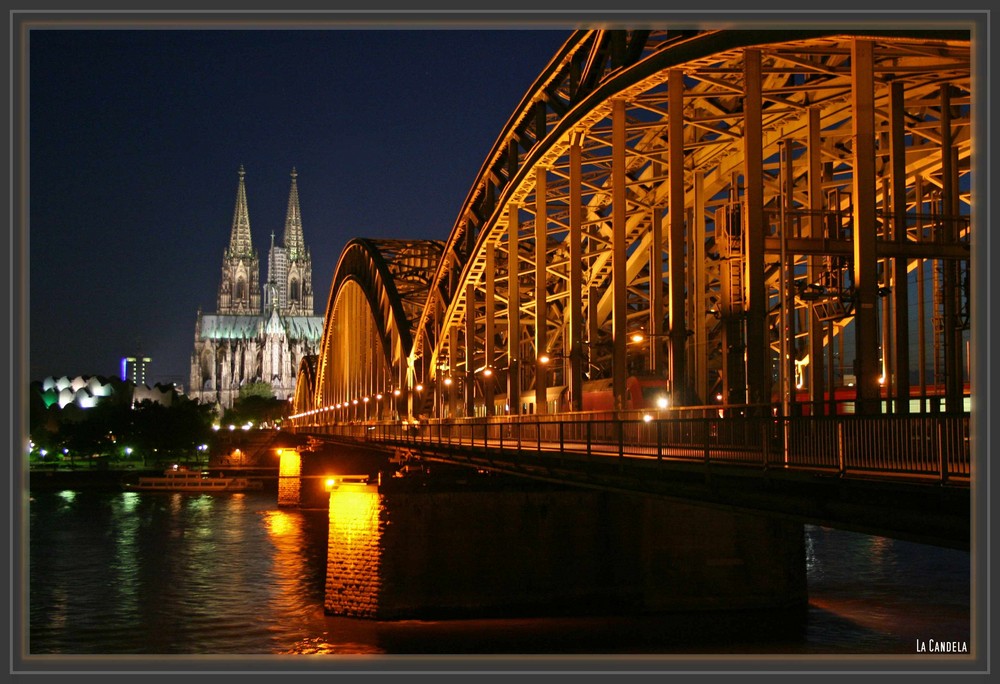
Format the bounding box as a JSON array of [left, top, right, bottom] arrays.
[[308, 239, 442, 415], [422, 29, 970, 417], [298, 28, 972, 423]]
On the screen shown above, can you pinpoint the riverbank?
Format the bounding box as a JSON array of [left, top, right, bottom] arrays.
[[27, 467, 278, 492], [28, 467, 142, 491]]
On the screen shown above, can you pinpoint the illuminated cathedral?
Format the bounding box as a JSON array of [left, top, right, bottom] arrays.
[[189, 167, 323, 410]]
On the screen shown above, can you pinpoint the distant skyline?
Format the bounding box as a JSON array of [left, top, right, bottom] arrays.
[[27, 24, 571, 388]]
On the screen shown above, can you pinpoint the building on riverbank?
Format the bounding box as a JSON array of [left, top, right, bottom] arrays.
[[189, 167, 323, 410]]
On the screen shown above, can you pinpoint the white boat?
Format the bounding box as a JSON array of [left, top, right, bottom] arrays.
[[125, 467, 263, 493]]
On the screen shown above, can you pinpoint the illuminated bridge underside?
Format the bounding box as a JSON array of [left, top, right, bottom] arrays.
[[296, 28, 971, 426]]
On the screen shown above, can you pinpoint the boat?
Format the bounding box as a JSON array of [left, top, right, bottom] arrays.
[[125, 467, 263, 493]]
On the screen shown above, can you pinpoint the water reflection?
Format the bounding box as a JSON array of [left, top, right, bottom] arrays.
[[804, 525, 970, 652], [27, 492, 970, 656]]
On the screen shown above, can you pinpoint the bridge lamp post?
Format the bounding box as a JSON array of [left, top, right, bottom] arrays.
[[473, 366, 496, 417], [363, 396, 370, 422], [413, 384, 424, 422], [442, 375, 453, 419]]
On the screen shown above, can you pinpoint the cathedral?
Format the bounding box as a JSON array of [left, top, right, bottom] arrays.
[[189, 167, 324, 411]]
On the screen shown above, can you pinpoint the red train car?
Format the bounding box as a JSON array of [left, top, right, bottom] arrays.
[[489, 375, 670, 415]]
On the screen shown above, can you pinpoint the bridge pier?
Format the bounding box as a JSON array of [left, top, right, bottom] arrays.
[[277, 448, 302, 507], [323, 483, 806, 620]]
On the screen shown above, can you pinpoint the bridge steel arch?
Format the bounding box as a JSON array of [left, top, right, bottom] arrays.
[[296, 238, 442, 423], [297, 27, 972, 427]]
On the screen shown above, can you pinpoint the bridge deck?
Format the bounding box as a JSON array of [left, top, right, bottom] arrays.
[[293, 411, 971, 550]]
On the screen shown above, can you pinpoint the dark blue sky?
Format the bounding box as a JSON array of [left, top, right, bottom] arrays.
[[28, 28, 571, 387]]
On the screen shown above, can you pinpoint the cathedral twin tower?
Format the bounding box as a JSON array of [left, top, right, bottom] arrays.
[[190, 167, 324, 410]]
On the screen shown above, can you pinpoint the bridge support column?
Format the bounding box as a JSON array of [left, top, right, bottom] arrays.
[[277, 448, 302, 507], [484, 242, 496, 415], [568, 139, 584, 412], [889, 81, 911, 414], [807, 109, 826, 414], [667, 68, 688, 404], [743, 49, 769, 412], [612, 98, 628, 412], [465, 282, 475, 417], [508, 203, 522, 414], [851, 38, 882, 415], [535, 165, 549, 414]]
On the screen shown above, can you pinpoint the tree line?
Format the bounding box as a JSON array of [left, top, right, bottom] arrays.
[[27, 378, 289, 466]]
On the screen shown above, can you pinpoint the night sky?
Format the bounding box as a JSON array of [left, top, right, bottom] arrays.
[[28, 27, 571, 388]]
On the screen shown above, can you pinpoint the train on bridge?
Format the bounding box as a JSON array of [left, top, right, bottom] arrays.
[[484, 374, 670, 416]]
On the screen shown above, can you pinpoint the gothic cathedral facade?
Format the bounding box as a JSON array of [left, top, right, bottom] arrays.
[[189, 167, 324, 411]]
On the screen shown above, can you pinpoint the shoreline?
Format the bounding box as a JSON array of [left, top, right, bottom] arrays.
[[27, 467, 278, 491]]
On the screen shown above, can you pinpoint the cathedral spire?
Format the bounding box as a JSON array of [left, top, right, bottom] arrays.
[[228, 165, 254, 258], [217, 165, 261, 315], [283, 168, 305, 261]]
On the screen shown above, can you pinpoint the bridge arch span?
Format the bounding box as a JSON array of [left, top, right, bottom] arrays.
[[300, 238, 442, 422], [412, 28, 971, 418], [296, 27, 971, 426]]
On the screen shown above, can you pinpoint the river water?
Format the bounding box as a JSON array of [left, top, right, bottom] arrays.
[[23, 486, 972, 665]]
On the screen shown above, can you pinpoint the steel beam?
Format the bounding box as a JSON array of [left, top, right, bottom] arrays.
[[690, 171, 707, 405], [743, 49, 768, 411], [668, 69, 688, 403], [807, 108, 826, 412], [485, 241, 496, 415], [889, 81, 911, 413], [465, 282, 475, 417], [568, 140, 584, 411], [535, 166, 549, 414], [941, 85, 963, 412], [851, 39, 881, 414], [508, 204, 522, 414], [612, 99, 628, 412]]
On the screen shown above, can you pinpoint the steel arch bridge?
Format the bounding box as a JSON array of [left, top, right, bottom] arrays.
[[292, 28, 972, 430]]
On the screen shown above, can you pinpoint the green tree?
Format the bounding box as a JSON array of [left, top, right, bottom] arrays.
[[223, 382, 289, 427]]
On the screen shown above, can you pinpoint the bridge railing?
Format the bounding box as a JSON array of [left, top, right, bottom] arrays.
[[303, 412, 971, 485]]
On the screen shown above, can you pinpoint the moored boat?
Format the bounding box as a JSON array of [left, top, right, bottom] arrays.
[[125, 467, 263, 492]]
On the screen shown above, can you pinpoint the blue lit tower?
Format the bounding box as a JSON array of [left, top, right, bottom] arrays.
[[121, 355, 151, 385]]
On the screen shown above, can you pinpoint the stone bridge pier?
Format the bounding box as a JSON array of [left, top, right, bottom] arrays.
[[322, 482, 807, 620]]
